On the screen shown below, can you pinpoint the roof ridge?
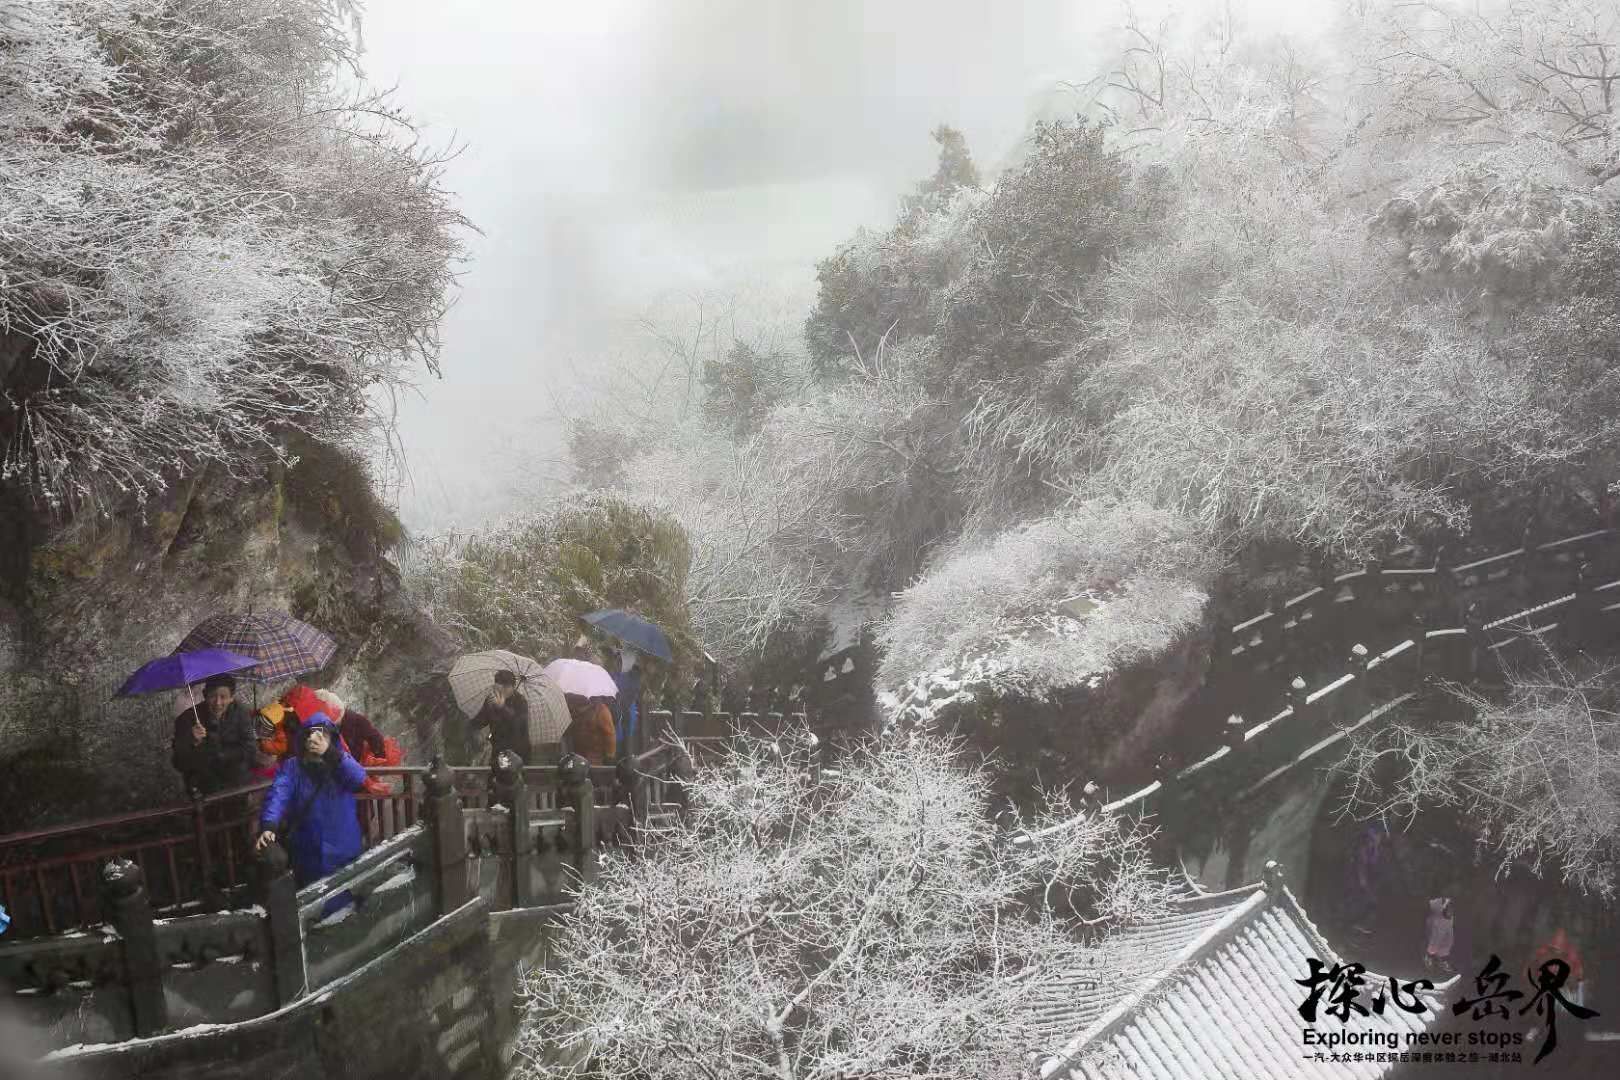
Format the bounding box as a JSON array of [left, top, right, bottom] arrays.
[[1038, 888, 1271, 1078]]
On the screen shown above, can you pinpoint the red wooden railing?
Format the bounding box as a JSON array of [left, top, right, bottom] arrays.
[[0, 712, 741, 941], [0, 756, 703, 939], [0, 780, 269, 936]]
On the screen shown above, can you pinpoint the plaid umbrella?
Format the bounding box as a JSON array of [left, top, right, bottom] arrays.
[[447, 649, 570, 744], [174, 610, 337, 683]]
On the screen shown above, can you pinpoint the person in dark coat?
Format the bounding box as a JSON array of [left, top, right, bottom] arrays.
[[171, 675, 257, 796], [470, 669, 532, 764], [255, 713, 367, 915]]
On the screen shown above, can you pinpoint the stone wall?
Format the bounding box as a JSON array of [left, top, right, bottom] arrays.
[[30, 896, 515, 1080], [0, 452, 461, 833]]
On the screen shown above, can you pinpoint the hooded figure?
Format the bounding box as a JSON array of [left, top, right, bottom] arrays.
[[610, 647, 642, 753], [256, 713, 367, 905], [1425, 898, 1455, 973]]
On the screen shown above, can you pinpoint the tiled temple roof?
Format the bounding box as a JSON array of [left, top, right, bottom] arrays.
[[1036, 866, 1449, 1080]]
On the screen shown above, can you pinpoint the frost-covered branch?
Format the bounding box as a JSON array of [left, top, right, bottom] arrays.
[[0, 0, 470, 512], [1337, 649, 1620, 896], [514, 728, 1173, 1080]]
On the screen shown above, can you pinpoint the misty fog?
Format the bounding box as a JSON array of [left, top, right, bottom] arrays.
[[361, 0, 1331, 534]]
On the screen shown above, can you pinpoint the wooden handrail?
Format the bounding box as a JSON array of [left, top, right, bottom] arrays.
[[0, 779, 271, 850]]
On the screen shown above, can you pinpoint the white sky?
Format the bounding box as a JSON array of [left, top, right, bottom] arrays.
[[359, 0, 1330, 533]]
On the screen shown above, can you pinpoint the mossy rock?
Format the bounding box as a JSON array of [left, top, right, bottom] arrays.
[[281, 436, 403, 557]]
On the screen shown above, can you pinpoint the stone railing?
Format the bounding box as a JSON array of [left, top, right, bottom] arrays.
[[0, 744, 694, 1053], [1013, 529, 1620, 847], [0, 707, 794, 940]]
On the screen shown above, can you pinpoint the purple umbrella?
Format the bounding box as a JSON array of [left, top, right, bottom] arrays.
[[174, 610, 336, 683], [115, 649, 262, 698]]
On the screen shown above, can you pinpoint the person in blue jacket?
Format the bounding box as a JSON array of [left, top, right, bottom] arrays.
[[610, 646, 642, 755], [254, 713, 367, 911]]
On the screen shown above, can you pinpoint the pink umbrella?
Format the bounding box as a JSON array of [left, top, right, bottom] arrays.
[[542, 657, 619, 698]]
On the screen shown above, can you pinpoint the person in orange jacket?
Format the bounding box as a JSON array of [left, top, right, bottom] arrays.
[[562, 693, 616, 765], [255, 684, 328, 774]]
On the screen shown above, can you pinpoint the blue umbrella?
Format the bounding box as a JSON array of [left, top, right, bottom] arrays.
[[581, 609, 674, 663], [115, 649, 262, 698]]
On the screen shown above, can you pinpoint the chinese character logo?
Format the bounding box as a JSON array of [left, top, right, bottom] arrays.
[[1296, 958, 1432, 1021], [1455, 953, 1600, 1065]]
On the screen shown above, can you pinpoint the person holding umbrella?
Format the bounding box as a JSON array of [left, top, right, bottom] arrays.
[[470, 669, 532, 765], [170, 674, 257, 797], [562, 694, 616, 766], [581, 610, 673, 756]]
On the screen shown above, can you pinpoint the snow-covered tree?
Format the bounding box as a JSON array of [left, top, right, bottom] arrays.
[[0, 0, 468, 511], [514, 728, 1172, 1080], [1338, 653, 1620, 897], [619, 429, 838, 663], [877, 501, 1216, 722]]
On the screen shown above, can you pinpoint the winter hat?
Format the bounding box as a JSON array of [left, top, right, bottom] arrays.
[[256, 701, 286, 740], [303, 711, 338, 734], [283, 684, 326, 724]]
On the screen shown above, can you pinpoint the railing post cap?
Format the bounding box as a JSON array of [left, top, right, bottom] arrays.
[[424, 755, 455, 797], [1289, 675, 1307, 691], [558, 753, 591, 785], [493, 750, 524, 783], [1263, 860, 1286, 890], [100, 857, 143, 898], [254, 841, 290, 877], [614, 754, 637, 787]]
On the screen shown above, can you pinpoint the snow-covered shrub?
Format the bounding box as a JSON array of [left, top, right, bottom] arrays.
[[878, 501, 1216, 722], [402, 492, 694, 684], [515, 727, 1174, 1080]]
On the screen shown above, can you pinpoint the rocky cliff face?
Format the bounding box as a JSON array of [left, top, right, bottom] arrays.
[[0, 444, 459, 831]]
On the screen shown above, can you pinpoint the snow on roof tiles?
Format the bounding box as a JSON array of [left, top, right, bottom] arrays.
[[1025, 884, 1256, 1050], [1039, 879, 1447, 1080]]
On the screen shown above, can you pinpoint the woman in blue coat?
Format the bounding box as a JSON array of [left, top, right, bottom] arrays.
[[254, 713, 368, 895]]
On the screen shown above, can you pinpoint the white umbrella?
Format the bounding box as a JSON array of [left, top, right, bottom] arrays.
[[448, 649, 570, 744], [541, 657, 619, 698]]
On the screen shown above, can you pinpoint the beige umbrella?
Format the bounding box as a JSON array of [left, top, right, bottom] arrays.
[[448, 649, 571, 750]]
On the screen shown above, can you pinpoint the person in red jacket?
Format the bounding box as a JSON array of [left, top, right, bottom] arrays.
[[314, 690, 386, 761], [1530, 927, 1585, 1006]]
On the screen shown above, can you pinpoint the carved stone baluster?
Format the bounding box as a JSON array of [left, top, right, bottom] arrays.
[[424, 756, 468, 916], [493, 751, 531, 910], [254, 842, 305, 1008], [558, 754, 596, 884], [101, 859, 167, 1036]]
